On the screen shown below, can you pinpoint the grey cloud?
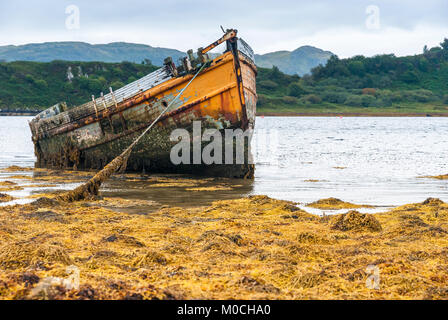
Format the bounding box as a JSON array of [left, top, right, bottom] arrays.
[[0, 0, 447, 56]]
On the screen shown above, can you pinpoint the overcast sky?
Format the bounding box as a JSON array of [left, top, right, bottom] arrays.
[[0, 0, 447, 58]]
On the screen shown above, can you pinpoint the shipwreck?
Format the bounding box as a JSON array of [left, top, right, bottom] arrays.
[[29, 29, 257, 178]]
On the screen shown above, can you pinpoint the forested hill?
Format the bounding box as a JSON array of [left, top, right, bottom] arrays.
[[0, 42, 185, 67], [1, 39, 448, 115], [255, 46, 334, 76], [0, 41, 331, 75], [256, 38, 448, 114], [0, 60, 158, 110]]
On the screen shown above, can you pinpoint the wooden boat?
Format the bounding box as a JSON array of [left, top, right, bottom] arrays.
[[29, 29, 257, 178]]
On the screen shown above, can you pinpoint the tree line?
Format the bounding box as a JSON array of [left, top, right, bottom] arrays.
[[1, 39, 448, 113], [257, 38, 448, 111]]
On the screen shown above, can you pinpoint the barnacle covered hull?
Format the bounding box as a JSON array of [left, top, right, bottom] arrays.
[[29, 37, 257, 178]]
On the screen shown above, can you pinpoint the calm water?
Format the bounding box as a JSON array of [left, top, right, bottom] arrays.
[[1, 116, 448, 210]]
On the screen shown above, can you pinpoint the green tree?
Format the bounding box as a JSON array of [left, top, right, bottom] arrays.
[[127, 76, 138, 84], [440, 38, 448, 51], [287, 83, 307, 98], [303, 94, 322, 104], [417, 57, 429, 72], [282, 96, 299, 105], [110, 81, 125, 90], [348, 61, 365, 76], [35, 79, 48, 89], [259, 80, 279, 90], [25, 74, 35, 83], [400, 70, 419, 84], [344, 95, 363, 107], [443, 94, 448, 105], [97, 76, 107, 87], [87, 79, 103, 93]]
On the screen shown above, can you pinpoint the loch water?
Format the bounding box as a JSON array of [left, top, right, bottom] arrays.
[[1, 116, 447, 212]]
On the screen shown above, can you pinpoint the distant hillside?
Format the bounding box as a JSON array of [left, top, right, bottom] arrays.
[[0, 42, 185, 66], [256, 39, 448, 115], [4, 39, 447, 116], [0, 41, 333, 75], [255, 46, 334, 76], [0, 60, 158, 109]]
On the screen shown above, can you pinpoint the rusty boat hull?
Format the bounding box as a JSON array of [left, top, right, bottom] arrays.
[[29, 35, 257, 178]]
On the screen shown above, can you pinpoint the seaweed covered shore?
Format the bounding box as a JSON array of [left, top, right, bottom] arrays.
[[0, 168, 447, 300]]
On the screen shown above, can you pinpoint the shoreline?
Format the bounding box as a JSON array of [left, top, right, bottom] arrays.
[[0, 112, 39, 117], [3, 111, 448, 117], [257, 111, 448, 117], [0, 166, 447, 300]]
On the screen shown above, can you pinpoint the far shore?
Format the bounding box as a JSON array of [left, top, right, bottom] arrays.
[[0, 112, 39, 116], [3, 111, 448, 117], [258, 111, 448, 117]]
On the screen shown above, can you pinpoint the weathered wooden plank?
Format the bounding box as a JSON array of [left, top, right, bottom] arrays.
[[31, 66, 173, 135]]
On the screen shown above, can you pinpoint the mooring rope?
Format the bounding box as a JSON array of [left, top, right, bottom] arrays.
[[58, 62, 210, 202]]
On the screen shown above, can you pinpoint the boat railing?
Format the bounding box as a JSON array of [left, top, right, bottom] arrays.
[[31, 66, 173, 133]]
